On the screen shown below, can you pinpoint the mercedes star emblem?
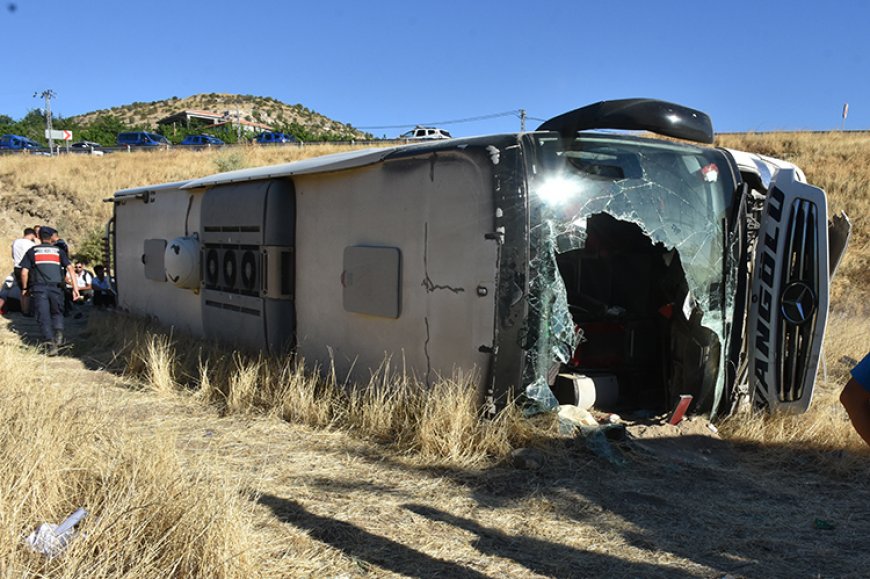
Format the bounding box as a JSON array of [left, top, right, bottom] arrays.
[[781, 281, 816, 325]]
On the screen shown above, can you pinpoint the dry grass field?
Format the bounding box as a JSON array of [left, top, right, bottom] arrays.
[[0, 134, 868, 577]]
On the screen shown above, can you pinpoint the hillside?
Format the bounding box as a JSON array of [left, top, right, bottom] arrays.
[[69, 93, 371, 141]]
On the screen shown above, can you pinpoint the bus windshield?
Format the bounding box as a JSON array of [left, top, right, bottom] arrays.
[[520, 133, 738, 414]]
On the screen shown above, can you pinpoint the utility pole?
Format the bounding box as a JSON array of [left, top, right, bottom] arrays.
[[236, 104, 242, 142], [34, 89, 56, 154], [519, 108, 526, 132]]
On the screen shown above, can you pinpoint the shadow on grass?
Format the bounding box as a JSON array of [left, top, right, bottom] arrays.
[[3, 307, 90, 352], [328, 432, 869, 577], [257, 493, 491, 579], [5, 307, 216, 386], [257, 492, 699, 579]]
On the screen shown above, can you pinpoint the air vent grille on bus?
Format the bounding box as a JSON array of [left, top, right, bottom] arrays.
[[202, 244, 260, 296], [241, 250, 258, 291], [222, 250, 237, 287], [205, 249, 220, 286]]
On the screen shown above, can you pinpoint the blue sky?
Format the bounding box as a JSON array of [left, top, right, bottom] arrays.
[[1, 0, 867, 137]]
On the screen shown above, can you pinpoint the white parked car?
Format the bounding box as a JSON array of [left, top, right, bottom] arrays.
[[399, 126, 452, 140]]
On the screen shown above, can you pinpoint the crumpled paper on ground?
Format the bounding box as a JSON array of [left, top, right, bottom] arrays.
[[25, 508, 87, 558]]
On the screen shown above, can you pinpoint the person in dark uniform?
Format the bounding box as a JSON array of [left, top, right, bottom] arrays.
[[841, 353, 870, 446], [50, 232, 75, 316], [19, 227, 79, 355]]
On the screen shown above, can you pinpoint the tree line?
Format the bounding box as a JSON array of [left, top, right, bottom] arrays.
[[0, 109, 369, 146]]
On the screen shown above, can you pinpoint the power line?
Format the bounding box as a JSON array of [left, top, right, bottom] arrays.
[[357, 109, 523, 130]]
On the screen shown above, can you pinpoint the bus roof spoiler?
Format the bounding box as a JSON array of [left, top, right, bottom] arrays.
[[537, 98, 714, 144]]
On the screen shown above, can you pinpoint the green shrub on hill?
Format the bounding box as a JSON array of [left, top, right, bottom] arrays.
[[0, 93, 374, 146], [76, 114, 137, 145]]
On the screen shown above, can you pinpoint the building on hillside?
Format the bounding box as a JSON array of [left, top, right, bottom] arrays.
[[157, 109, 225, 128], [157, 109, 273, 135], [210, 119, 274, 135]]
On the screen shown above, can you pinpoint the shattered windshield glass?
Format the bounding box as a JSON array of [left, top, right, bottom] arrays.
[[520, 133, 737, 414]]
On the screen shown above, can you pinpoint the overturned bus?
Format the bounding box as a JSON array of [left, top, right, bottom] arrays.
[[109, 99, 850, 418]]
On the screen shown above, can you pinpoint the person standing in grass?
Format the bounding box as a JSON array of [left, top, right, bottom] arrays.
[[48, 230, 75, 316], [841, 354, 870, 446], [18, 227, 79, 355], [11, 227, 37, 314]]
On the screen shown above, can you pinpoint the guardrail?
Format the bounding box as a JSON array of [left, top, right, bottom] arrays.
[[3, 129, 870, 157], [0, 139, 420, 156]]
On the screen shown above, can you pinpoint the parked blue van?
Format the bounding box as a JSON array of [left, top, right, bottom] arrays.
[[0, 134, 41, 150], [116, 131, 171, 147], [180, 134, 225, 147], [254, 131, 295, 144]]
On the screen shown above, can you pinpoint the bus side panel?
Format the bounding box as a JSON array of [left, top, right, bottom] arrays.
[[294, 151, 498, 389], [114, 188, 204, 335]]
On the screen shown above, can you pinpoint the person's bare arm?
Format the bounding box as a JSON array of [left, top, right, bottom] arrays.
[[841, 378, 870, 446], [66, 265, 80, 300], [20, 268, 29, 294]]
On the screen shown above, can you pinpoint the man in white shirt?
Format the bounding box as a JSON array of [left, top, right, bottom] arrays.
[[11, 227, 37, 314], [73, 262, 94, 303]]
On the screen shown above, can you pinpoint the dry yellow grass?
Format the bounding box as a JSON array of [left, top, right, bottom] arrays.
[[0, 339, 259, 578], [74, 312, 545, 468], [5, 312, 868, 578]]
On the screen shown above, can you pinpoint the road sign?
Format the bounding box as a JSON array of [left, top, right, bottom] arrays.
[[45, 129, 72, 141]]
